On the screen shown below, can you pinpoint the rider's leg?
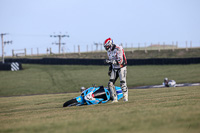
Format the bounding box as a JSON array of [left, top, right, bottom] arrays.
[[108, 70, 118, 102], [119, 66, 128, 101]]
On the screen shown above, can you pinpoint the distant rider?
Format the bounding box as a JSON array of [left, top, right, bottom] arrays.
[[80, 87, 86, 92], [163, 77, 176, 87], [104, 38, 128, 102]]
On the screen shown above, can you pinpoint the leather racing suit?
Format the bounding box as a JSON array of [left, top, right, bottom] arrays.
[[106, 44, 128, 101]]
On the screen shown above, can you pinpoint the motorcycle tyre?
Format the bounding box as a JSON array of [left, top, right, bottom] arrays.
[[63, 98, 78, 107]]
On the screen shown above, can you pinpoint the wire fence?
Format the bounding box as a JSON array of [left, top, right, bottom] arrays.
[[3, 41, 200, 57], [71, 41, 200, 54]]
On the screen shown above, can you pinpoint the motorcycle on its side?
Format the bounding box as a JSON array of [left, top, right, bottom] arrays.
[[163, 80, 176, 87], [63, 86, 123, 107]]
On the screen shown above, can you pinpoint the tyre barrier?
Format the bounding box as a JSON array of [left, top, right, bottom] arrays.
[[4, 57, 200, 65], [0, 62, 22, 71]]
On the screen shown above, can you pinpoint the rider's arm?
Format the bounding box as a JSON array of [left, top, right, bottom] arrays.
[[116, 46, 124, 65]]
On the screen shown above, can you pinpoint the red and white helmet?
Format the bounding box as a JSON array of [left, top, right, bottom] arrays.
[[104, 38, 113, 51]]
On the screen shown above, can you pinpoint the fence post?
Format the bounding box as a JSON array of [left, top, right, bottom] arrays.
[[94, 42, 98, 51], [172, 41, 174, 52], [37, 48, 39, 56], [78, 45, 80, 55], [131, 43, 134, 53], [145, 42, 147, 53], [46, 48, 49, 56], [50, 48, 52, 55], [24, 48, 27, 56], [176, 41, 178, 49], [12, 49, 14, 57], [138, 43, 140, 50], [186, 41, 188, 51]]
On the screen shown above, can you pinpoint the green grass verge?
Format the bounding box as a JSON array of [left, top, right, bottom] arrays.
[[0, 86, 199, 133], [0, 64, 200, 96]]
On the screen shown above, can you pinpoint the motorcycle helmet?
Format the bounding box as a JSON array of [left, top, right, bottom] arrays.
[[164, 78, 168, 82], [80, 87, 86, 92], [104, 38, 113, 51]]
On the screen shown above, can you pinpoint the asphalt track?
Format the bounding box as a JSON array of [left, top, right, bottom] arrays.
[[130, 83, 200, 89]]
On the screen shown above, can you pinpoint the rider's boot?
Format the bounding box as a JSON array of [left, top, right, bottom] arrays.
[[123, 90, 128, 102], [108, 82, 118, 103], [121, 81, 128, 102], [110, 89, 118, 103], [111, 95, 118, 103]]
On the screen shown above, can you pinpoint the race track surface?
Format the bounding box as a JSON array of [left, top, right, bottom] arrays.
[[130, 83, 200, 89]]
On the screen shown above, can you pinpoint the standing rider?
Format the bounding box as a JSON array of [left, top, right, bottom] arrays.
[[104, 38, 128, 102]]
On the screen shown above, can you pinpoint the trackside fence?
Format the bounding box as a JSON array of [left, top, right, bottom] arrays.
[[5, 57, 200, 65]]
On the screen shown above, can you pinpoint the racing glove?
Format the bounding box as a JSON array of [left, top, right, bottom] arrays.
[[105, 59, 118, 65]]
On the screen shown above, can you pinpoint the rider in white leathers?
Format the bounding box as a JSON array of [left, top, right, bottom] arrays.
[[163, 77, 176, 87], [104, 38, 128, 102]]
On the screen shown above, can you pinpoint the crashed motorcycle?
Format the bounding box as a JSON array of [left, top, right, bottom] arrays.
[[63, 86, 123, 107], [163, 79, 176, 87]]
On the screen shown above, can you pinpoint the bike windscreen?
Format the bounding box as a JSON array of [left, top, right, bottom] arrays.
[[93, 86, 108, 101]]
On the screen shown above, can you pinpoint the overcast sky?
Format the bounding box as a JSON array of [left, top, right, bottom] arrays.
[[0, 0, 200, 55]]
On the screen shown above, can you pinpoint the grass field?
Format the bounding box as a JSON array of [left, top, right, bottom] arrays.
[[0, 64, 200, 96], [0, 86, 199, 133], [0, 64, 200, 132]]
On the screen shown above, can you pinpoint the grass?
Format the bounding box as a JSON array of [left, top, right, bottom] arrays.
[[0, 86, 199, 133], [0, 64, 200, 96]]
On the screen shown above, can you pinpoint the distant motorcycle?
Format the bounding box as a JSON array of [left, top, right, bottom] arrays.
[[163, 78, 176, 87], [63, 86, 123, 107]]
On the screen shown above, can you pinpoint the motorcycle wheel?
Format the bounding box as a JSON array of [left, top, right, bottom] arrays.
[[63, 98, 78, 107]]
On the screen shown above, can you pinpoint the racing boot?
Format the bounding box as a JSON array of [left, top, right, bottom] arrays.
[[120, 81, 128, 102], [110, 88, 118, 103], [108, 82, 118, 103], [110, 87, 118, 103], [123, 90, 128, 102], [111, 94, 118, 103]]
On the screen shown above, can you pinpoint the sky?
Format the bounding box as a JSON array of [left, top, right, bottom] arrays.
[[0, 0, 200, 56]]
